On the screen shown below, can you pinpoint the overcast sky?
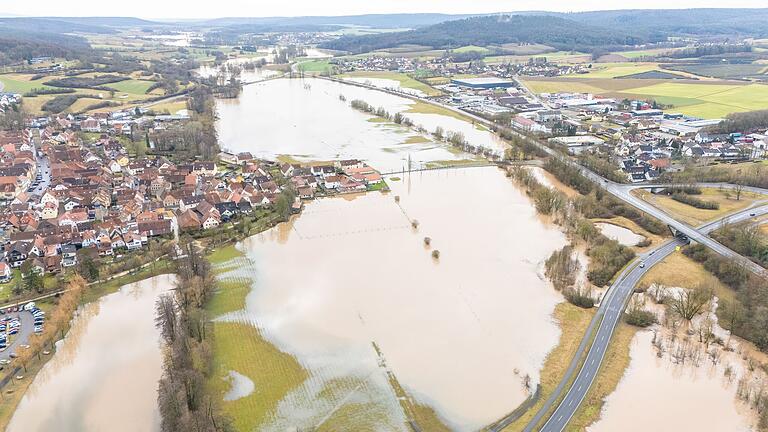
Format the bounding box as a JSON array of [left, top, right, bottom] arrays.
[[4, 0, 768, 20]]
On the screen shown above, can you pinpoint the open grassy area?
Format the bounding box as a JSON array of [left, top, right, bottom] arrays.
[[522, 74, 768, 118], [639, 250, 735, 304], [147, 99, 187, 114], [485, 51, 591, 65], [107, 79, 156, 95], [403, 135, 431, 144], [297, 59, 334, 74], [502, 303, 594, 430], [208, 244, 245, 266], [453, 45, 493, 55], [566, 63, 663, 79], [210, 321, 308, 432], [405, 100, 476, 123], [632, 188, 768, 227], [0, 73, 54, 93], [339, 71, 441, 96]]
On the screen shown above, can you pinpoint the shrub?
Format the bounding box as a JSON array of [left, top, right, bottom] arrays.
[[671, 192, 719, 210], [625, 308, 657, 327]]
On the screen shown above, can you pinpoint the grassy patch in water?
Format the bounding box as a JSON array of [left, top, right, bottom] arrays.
[[207, 278, 252, 317], [210, 321, 309, 432], [208, 245, 245, 266], [403, 135, 431, 144]]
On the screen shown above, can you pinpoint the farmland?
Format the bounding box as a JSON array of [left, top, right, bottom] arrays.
[[339, 70, 441, 96], [522, 75, 768, 118]]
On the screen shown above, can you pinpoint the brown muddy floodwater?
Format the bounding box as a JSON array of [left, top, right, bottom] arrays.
[[594, 222, 646, 246], [215, 78, 505, 171], [588, 330, 756, 432], [227, 167, 567, 430], [7, 274, 173, 432]]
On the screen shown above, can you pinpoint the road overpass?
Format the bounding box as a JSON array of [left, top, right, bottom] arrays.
[[530, 202, 768, 432]]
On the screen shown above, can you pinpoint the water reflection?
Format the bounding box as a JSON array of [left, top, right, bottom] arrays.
[[214, 78, 499, 171], [588, 330, 756, 432], [594, 222, 646, 246], [232, 168, 566, 430], [7, 274, 173, 432]]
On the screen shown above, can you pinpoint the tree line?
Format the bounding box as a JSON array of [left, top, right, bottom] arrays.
[[156, 243, 231, 432]]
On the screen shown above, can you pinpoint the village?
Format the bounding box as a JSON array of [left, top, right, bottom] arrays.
[[0, 100, 384, 285]]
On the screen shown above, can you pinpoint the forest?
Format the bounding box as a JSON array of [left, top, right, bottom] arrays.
[[321, 15, 643, 54]]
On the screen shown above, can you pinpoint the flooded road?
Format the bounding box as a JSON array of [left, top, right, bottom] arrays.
[[7, 274, 173, 432], [225, 168, 566, 430], [215, 77, 503, 171]]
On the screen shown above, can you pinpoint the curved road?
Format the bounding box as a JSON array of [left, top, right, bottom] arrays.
[[311, 75, 768, 430], [532, 203, 768, 432]]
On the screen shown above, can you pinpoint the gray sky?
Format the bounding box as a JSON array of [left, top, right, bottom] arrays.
[[4, 0, 768, 20]]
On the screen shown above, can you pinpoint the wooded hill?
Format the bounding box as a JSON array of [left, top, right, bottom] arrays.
[[321, 15, 644, 54]]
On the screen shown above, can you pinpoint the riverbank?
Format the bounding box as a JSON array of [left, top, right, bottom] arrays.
[[0, 259, 173, 430]]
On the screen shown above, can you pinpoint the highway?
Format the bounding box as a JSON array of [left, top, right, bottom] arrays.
[[312, 76, 768, 431], [530, 202, 768, 432]]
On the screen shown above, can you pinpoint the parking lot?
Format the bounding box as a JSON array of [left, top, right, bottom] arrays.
[[0, 303, 45, 363]]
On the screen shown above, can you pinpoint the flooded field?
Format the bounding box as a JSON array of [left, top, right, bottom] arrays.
[[217, 167, 567, 430], [595, 222, 646, 246], [7, 275, 173, 432], [197, 60, 279, 83], [588, 329, 757, 432], [215, 78, 504, 171]]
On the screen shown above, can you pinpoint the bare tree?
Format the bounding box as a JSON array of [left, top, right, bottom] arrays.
[[668, 284, 713, 321], [734, 180, 745, 201]]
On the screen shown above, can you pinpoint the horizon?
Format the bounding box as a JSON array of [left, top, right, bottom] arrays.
[[2, 2, 768, 21]]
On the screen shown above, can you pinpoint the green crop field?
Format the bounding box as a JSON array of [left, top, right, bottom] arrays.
[[297, 59, 334, 74], [0, 74, 54, 93], [566, 63, 664, 79], [339, 71, 442, 96], [522, 76, 768, 118], [453, 45, 492, 54], [108, 79, 156, 95]]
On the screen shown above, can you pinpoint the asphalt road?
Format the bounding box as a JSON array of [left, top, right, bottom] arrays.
[[317, 77, 768, 430], [532, 204, 768, 432], [0, 310, 34, 362]]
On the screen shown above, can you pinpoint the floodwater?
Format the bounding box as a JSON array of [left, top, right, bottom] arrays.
[[215, 77, 505, 170], [7, 274, 173, 432], [197, 60, 279, 83], [588, 330, 757, 432], [227, 167, 567, 430], [223, 370, 255, 402], [595, 222, 646, 246]]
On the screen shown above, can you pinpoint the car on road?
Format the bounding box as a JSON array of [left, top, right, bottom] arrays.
[[750, 212, 756, 217], [639, 262, 645, 268]]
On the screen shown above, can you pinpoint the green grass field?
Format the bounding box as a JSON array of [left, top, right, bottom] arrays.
[[297, 59, 334, 74], [566, 63, 663, 79], [108, 79, 156, 95], [453, 45, 493, 55], [522, 75, 768, 119], [339, 71, 441, 96], [0, 74, 54, 93]]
